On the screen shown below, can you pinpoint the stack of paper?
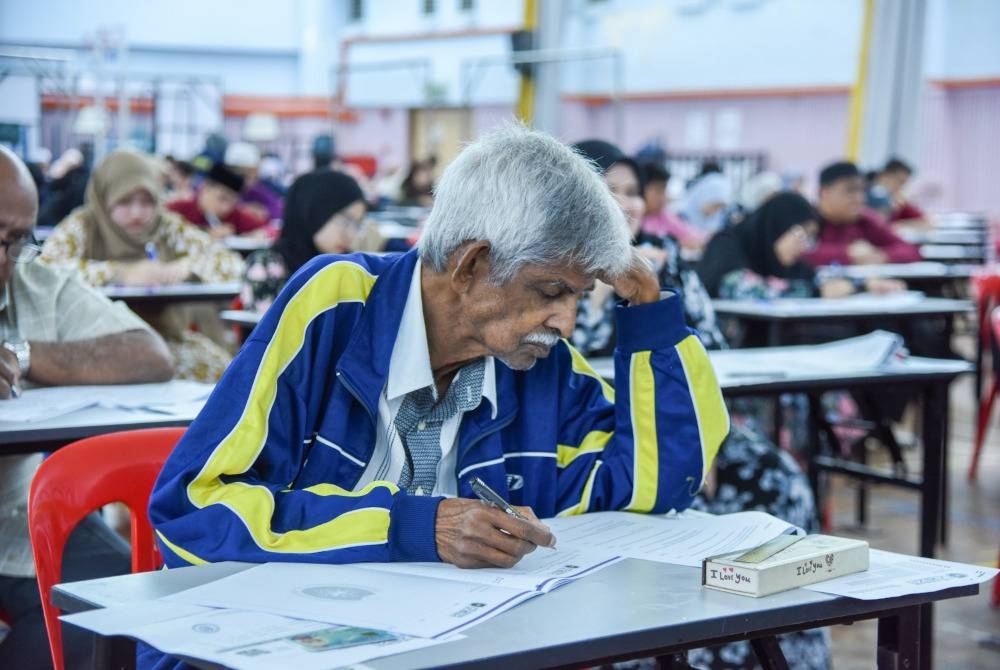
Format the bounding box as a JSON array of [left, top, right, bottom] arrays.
[[709, 330, 906, 380], [546, 509, 802, 567]]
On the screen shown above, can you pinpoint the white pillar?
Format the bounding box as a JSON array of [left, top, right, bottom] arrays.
[[532, 0, 566, 137], [858, 0, 928, 169]]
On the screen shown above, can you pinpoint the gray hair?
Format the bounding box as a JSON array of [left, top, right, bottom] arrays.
[[418, 124, 631, 284]]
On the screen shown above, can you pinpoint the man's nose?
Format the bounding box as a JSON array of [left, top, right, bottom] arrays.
[[546, 299, 577, 339]]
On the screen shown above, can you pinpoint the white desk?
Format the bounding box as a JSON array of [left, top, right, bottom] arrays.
[[711, 294, 971, 347], [222, 236, 271, 254], [898, 229, 984, 246], [818, 261, 978, 282], [0, 379, 208, 455], [103, 282, 241, 308], [218, 309, 262, 328], [53, 559, 977, 670]]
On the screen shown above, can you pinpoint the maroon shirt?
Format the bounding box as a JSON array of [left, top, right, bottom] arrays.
[[804, 209, 923, 266], [889, 201, 925, 223], [167, 197, 268, 235]]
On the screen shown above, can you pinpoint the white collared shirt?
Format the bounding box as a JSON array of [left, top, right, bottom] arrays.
[[354, 258, 497, 497]]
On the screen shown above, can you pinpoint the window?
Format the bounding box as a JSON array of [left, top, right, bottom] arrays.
[[459, 0, 474, 10], [422, 0, 436, 15], [348, 0, 364, 22]]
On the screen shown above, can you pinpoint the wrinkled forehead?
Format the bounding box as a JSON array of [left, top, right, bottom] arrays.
[[514, 258, 596, 291]]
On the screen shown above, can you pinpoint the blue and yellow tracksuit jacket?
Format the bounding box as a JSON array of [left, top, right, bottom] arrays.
[[149, 249, 729, 567]]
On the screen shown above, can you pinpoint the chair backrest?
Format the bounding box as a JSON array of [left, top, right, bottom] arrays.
[[27, 427, 184, 670]]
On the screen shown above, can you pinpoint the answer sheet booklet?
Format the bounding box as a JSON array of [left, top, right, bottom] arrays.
[[165, 545, 620, 639]]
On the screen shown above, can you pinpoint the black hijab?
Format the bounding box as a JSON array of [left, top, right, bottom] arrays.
[[697, 192, 817, 297], [276, 168, 365, 274]]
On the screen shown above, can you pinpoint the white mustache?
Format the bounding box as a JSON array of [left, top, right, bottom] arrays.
[[523, 331, 561, 347]]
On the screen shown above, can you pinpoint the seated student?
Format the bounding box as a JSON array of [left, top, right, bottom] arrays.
[[677, 171, 732, 236], [148, 127, 727, 655], [162, 156, 195, 203], [274, 168, 382, 276], [166, 162, 269, 240], [0, 146, 174, 670], [224, 142, 284, 222], [803, 161, 922, 267], [398, 158, 435, 207], [639, 162, 707, 251], [40, 149, 244, 382], [698, 192, 904, 301], [570, 140, 829, 670], [871, 157, 928, 227]]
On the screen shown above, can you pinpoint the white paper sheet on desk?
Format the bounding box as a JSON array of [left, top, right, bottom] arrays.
[[357, 545, 621, 592], [803, 548, 999, 599], [63, 602, 447, 670], [165, 562, 539, 639], [545, 510, 802, 567], [0, 380, 213, 422]]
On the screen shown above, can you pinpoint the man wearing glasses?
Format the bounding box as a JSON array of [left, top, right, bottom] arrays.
[[0, 146, 174, 669]]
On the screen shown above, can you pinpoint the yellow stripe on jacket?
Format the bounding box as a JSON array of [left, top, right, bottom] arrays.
[[185, 261, 393, 554]]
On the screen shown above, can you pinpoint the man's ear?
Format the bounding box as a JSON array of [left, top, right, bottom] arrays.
[[449, 241, 492, 295]]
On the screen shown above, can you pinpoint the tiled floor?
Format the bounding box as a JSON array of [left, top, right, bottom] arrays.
[[825, 375, 1000, 668]]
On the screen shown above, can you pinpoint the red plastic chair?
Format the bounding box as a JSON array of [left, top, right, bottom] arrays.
[[27, 427, 184, 670], [971, 306, 1000, 481]]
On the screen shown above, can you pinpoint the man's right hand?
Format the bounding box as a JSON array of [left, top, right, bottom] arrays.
[[0, 346, 20, 399], [435, 498, 556, 569]]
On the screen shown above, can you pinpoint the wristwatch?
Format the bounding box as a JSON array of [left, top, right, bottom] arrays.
[[2, 340, 31, 375]]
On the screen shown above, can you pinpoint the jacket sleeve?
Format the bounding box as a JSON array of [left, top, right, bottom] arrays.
[[148, 258, 438, 567], [553, 292, 729, 516]]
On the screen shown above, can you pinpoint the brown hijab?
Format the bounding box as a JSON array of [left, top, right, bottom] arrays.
[[79, 149, 178, 262]]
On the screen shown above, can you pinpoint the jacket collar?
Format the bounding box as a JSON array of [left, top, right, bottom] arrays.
[[337, 248, 519, 430], [336, 249, 418, 413]]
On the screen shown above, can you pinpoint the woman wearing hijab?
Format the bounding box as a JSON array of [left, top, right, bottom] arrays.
[[275, 168, 382, 275], [41, 149, 243, 382], [698, 192, 902, 302], [677, 171, 732, 235], [570, 141, 830, 670]]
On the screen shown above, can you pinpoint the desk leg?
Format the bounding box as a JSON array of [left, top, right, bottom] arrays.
[[94, 634, 135, 670], [750, 636, 791, 670], [919, 382, 946, 558], [876, 606, 920, 669]]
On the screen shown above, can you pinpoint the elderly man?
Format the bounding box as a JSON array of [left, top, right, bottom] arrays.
[[0, 146, 174, 669], [150, 126, 728, 576]]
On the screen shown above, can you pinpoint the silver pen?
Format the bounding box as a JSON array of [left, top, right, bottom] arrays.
[[468, 476, 529, 521]]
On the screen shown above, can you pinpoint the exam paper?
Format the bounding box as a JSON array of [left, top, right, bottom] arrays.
[[166, 562, 539, 639], [0, 380, 212, 422], [803, 549, 999, 600], [64, 603, 444, 670], [357, 545, 622, 592], [546, 510, 802, 567]]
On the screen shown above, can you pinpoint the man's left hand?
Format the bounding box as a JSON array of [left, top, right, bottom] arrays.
[[598, 248, 661, 306]]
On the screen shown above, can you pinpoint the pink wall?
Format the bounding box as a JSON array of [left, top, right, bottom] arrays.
[[560, 93, 851, 198], [219, 84, 1000, 217]]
